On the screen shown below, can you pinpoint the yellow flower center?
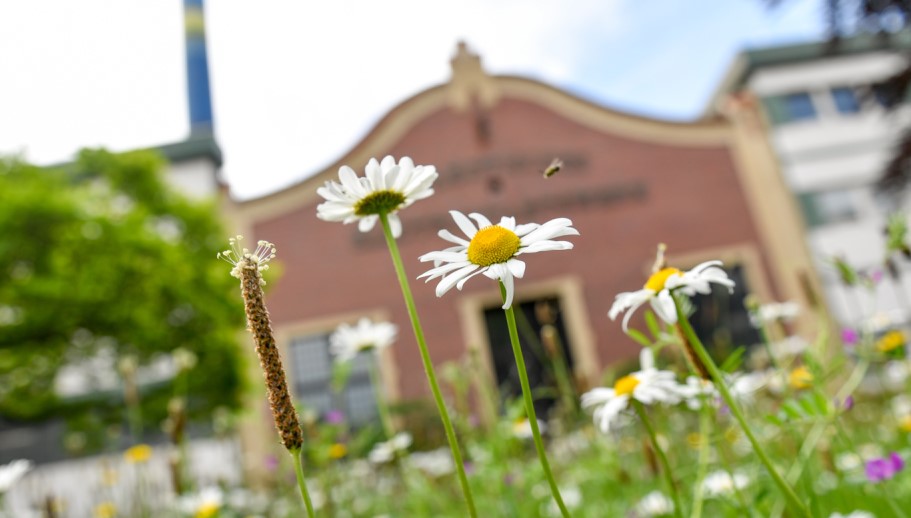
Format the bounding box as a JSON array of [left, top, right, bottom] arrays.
[[467, 225, 521, 266], [644, 267, 682, 292], [877, 330, 906, 353], [195, 503, 220, 518], [329, 443, 348, 459], [613, 374, 640, 396], [353, 189, 406, 216], [124, 444, 152, 464], [789, 366, 813, 390], [899, 415, 911, 433], [94, 502, 117, 518]]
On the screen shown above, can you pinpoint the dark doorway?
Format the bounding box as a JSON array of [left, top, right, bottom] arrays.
[[482, 297, 574, 419], [688, 264, 762, 359]]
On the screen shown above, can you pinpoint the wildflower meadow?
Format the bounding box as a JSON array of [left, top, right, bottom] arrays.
[[3, 154, 911, 518]]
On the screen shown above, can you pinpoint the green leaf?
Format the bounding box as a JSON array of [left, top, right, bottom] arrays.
[[626, 328, 653, 347], [644, 310, 661, 339]]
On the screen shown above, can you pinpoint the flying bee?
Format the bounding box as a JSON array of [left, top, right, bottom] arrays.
[[543, 158, 563, 178]]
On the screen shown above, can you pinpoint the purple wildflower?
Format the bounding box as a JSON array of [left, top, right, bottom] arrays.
[[865, 452, 905, 482], [842, 328, 859, 346], [325, 409, 345, 424]]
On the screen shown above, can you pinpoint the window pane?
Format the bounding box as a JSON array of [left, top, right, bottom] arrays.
[[289, 332, 381, 427], [798, 190, 857, 228], [290, 335, 331, 385], [832, 87, 860, 114], [784, 92, 816, 121], [345, 381, 379, 425]]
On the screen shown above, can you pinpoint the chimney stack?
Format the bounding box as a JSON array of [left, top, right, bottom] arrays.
[[184, 0, 214, 135]]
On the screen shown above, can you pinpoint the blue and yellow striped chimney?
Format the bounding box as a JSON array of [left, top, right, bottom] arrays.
[[184, 0, 214, 134]]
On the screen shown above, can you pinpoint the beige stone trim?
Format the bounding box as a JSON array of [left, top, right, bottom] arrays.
[[497, 77, 732, 146], [456, 275, 599, 406], [227, 76, 737, 225], [720, 94, 832, 338]]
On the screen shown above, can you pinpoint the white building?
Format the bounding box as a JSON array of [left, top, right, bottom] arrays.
[[712, 32, 911, 331]]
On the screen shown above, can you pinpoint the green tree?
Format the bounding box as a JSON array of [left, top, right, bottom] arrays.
[[0, 149, 245, 434]]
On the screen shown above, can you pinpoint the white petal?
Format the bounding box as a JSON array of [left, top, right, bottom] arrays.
[[358, 216, 377, 233], [435, 264, 480, 297], [468, 212, 493, 229], [650, 290, 678, 325], [506, 258, 526, 278], [450, 210, 478, 239], [438, 229, 470, 246], [498, 216, 516, 231], [388, 214, 403, 238], [418, 260, 473, 281], [500, 270, 515, 309], [418, 251, 470, 264]]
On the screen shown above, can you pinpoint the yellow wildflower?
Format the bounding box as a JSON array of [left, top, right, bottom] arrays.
[[876, 330, 906, 353], [195, 502, 220, 518], [789, 366, 813, 390], [328, 443, 348, 459], [94, 502, 116, 518], [899, 415, 911, 433], [124, 444, 152, 464]]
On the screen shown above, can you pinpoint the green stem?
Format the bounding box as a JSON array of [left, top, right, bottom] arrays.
[[378, 213, 478, 518], [369, 360, 395, 440], [672, 296, 810, 518], [290, 448, 316, 518], [690, 403, 711, 518], [501, 282, 571, 518], [632, 401, 684, 518]]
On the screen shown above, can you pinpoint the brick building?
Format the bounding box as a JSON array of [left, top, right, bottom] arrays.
[[224, 43, 822, 468]]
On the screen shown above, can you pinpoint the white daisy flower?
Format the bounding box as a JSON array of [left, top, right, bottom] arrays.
[[580, 349, 683, 433], [634, 490, 674, 517], [368, 432, 413, 464], [315, 156, 438, 238], [829, 511, 875, 518], [0, 459, 31, 492], [749, 301, 801, 328], [176, 486, 224, 516], [608, 260, 735, 331], [418, 210, 578, 309], [680, 371, 766, 410], [329, 318, 397, 363], [701, 470, 749, 498], [407, 448, 455, 477]]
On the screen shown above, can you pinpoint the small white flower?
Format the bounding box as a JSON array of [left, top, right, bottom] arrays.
[[634, 490, 673, 516], [829, 511, 875, 518], [0, 459, 32, 492], [418, 211, 578, 309], [176, 486, 223, 515], [545, 485, 581, 516], [609, 261, 735, 331], [407, 448, 455, 477], [217, 235, 276, 281], [749, 301, 801, 327], [511, 417, 547, 440], [581, 349, 683, 433], [701, 470, 749, 498], [368, 432, 413, 464], [679, 376, 718, 410], [680, 371, 765, 410], [316, 156, 438, 238], [329, 318, 397, 363]]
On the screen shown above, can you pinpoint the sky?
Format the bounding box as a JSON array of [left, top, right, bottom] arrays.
[[0, 0, 827, 200]]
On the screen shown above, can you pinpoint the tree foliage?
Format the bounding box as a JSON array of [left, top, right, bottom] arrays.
[[0, 149, 245, 425]]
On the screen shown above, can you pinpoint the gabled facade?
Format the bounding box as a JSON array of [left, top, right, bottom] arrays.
[[224, 43, 822, 474]]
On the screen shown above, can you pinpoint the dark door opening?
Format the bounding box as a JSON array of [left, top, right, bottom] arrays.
[[482, 297, 574, 419]]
